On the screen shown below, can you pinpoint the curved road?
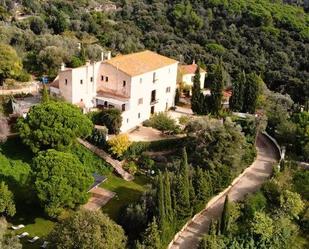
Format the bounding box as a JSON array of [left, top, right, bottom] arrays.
[[169, 134, 279, 249]]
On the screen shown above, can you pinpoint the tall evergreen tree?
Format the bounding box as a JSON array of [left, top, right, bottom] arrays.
[[175, 88, 180, 106], [176, 147, 192, 220], [209, 60, 225, 115], [157, 171, 165, 231], [243, 73, 260, 114], [141, 217, 161, 249], [193, 167, 211, 211], [191, 66, 203, 114], [220, 195, 231, 234], [164, 171, 173, 223], [230, 71, 245, 112], [41, 84, 49, 103]]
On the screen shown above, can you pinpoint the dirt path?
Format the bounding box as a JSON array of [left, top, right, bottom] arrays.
[[169, 134, 279, 249]]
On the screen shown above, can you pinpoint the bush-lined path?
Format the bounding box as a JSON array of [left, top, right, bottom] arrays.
[[169, 134, 279, 249], [78, 139, 134, 181]]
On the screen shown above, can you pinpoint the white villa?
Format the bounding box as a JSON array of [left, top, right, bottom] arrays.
[[50, 50, 179, 132], [178, 62, 206, 89]]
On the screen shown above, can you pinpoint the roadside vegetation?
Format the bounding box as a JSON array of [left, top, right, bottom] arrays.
[[198, 162, 309, 249]]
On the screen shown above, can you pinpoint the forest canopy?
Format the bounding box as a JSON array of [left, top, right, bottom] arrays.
[[0, 0, 308, 103]]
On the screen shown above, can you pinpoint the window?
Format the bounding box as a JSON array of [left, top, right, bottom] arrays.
[[140, 78, 142, 84], [191, 76, 195, 82], [90, 77, 93, 82], [166, 87, 171, 93], [101, 75, 104, 81], [80, 79, 83, 84], [138, 113, 141, 119], [122, 104, 126, 111], [106, 76, 109, 82], [123, 80, 126, 87], [65, 79, 68, 85], [138, 98, 143, 105], [127, 118, 129, 123], [80, 99, 83, 102], [151, 90, 156, 103], [168, 68, 171, 73]]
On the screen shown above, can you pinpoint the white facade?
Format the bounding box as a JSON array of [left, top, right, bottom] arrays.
[[178, 64, 206, 89], [51, 51, 179, 132], [181, 72, 206, 89]]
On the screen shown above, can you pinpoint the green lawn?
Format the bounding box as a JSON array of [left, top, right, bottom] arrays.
[[1, 137, 149, 247], [101, 174, 150, 220]]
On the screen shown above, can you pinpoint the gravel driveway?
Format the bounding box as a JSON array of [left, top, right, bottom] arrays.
[[169, 134, 279, 249]]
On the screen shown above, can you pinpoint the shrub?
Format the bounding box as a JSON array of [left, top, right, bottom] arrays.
[[124, 161, 138, 175], [244, 191, 267, 218], [16, 70, 31, 82], [87, 126, 108, 149], [99, 108, 122, 135], [124, 142, 150, 159], [108, 134, 131, 158], [178, 115, 190, 126], [138, 154, 155, 170], [147, 112, 180, 134]]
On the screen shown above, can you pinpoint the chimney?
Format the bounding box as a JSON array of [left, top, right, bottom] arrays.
[[101, 51, 104, 61], [106, 51, 111, 60], [61, 63, 66, 71], [192, 60, 196, 65]]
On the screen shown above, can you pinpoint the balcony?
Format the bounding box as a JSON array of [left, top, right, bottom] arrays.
[[95, 92, 129, 112], [150, 99, 159, 105]]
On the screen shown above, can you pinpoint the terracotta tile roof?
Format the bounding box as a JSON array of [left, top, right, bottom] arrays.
[[49, 77, 59, 89], [179, 64, 206, 75], [96, 90, 129, 101], [105, 50, 178, 76], [223, 90, 232, 98]]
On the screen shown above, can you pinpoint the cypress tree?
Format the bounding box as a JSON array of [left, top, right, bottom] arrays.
[[157, 171, 165, 231], [142, 217, 161, 249], [164, 171, 173, 223], [191, 66, 202, 114], [175, 88, 180, 106], [209, 60, 224, 115], [243, 73, 260, 114], [230, 71, 245, 112], [220, 195, 231, 234], [41, 84, 49, 103], [193, 167, 210, 210], [176, 147, 192, 220]]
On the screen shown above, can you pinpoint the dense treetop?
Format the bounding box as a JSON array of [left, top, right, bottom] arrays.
[[17, 101, 93, 152], [0, 0, 307, 103]]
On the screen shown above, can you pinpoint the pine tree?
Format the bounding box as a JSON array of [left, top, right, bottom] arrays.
[[220, 195, 231, 234], [141, 217, 161, 249], [176, 147, 192, 220], [41, 84, 49, 103], [191, 66, 203, 114], [230, 71, 245, 112]]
